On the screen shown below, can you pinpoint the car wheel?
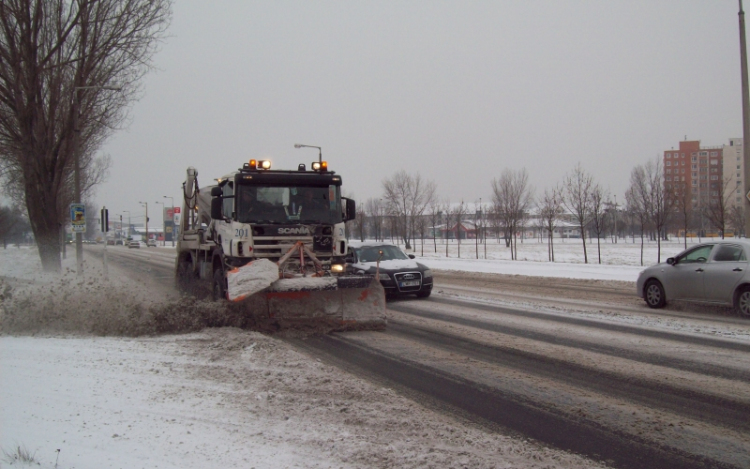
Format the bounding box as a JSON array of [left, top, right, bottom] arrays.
[[735, 286, 750, 317], [212, 269, 226, 301], [416, 290, 431, 299], [644, 279, 666, 309]]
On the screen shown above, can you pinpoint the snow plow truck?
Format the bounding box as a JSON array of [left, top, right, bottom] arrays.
[[175, 157, 386, 331]]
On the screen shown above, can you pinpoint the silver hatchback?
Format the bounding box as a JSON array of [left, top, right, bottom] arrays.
[[636, 240, 750, 316]]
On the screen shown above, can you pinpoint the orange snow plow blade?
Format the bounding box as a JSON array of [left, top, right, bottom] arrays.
[[266, 276, 386, 331], [235, 275, 386, 331], [227, 242, 387, 331]]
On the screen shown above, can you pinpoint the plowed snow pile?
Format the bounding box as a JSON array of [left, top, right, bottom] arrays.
[[0, 247, 609, 468]]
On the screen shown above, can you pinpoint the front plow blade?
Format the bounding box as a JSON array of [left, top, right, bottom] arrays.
[[264, 276, 386, 331]]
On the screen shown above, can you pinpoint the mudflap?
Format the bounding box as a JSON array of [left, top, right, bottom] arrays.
[[260, 276, 387, 331]]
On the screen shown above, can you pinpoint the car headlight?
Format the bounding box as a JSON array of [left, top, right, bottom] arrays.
[[378, 273, 390, 281], [330, 264, 345, 273], [423, 269, 433, 278]]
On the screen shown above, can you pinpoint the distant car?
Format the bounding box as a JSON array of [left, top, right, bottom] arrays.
[[106, 239, 115, 246], [128, 241, 141, 249], [147, 239, 157, 247], [347, 241, 433, 299], [636, 240, 750, 317], [115, 239, 125, 246]]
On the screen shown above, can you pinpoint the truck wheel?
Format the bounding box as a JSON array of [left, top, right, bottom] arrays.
[[176, 258, 195, 293], [212, 269, 226, 301]]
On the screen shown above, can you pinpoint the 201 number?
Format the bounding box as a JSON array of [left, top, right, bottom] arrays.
[[235, 228, 249, 238]]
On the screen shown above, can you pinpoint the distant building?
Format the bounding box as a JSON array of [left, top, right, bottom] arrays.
[[723, 138, 744, 208], [664, 139, 726, 209]]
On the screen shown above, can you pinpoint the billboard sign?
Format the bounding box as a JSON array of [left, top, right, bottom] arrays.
[[70, 204, 86, 233]]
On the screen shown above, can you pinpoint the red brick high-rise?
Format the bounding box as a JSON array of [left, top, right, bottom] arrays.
[[664, 140, 724, 209]]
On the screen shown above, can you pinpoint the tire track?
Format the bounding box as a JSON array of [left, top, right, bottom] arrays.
[[387, 300, 750, 383], [291, 333, 741, 469]]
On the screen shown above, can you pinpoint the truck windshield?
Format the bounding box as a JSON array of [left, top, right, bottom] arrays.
[[236, 185, 342, 225]]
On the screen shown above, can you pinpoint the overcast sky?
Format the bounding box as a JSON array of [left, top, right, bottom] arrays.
[[98, 1, 745, 225]]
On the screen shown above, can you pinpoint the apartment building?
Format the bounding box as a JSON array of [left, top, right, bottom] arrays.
[[723, 138, 744, 208], [664, 140, 725, 209]]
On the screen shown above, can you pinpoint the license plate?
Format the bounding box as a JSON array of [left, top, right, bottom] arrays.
[[400, 280, 420, 287]]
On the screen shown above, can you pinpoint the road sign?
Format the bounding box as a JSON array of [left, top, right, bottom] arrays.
[[100, 207, 109, 232], [70, 204, 86, 233]]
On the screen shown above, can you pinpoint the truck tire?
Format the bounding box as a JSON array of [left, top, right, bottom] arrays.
[[212, 269, 226, 301], [176, 256, 196, 294]]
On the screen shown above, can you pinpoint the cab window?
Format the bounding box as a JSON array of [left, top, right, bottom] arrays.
[[222, 182, 234, 218]]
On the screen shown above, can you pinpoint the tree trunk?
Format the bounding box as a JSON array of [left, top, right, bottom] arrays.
[[26, 184, 63, 272], [579, 222, 588, 263]]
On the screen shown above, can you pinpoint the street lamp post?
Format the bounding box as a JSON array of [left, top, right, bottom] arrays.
[[139, 202, 148, 243], [122, 211, 131, 239], [164, 196, 175, 247], [154, 201, 165, 245], [72, 85, 121, 275], [294, 143, 322, 164]]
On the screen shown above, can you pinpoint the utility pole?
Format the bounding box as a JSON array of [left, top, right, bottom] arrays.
[[614, 195, 618, 243], [140, 202, 149, 242], [740, 1, 750, 238]]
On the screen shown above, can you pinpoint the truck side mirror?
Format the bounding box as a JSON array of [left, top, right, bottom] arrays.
[[210, 186, 223, 197], [210, 197, 223, 220], [342, 197, 356, 222]]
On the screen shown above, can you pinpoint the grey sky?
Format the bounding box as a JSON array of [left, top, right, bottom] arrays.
[[99, 1, 743, 225]]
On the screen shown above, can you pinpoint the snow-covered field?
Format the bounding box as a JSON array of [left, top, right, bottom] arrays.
[[0, 241, 733, 468], [391, 236, 709, 282]]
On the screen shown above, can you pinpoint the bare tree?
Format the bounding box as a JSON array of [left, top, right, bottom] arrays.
[[704, 176, 735, 239], [626, 164, 651, 266], [645, 158, 670, 262], [729, 201, 746, 238], [670, 181, 693, 249], [382, 170, 436, 250], [415, 213, 428, 256], [537, 186, 563, 262], [427, 201, 442, 253], [364, 198, 385, 241], [451, 200, 467, 258], [354, 202, 367, 241], [0, 0, 172, 271], [0, 203, 26, 248], [491, 168, 533, 261], [442, 200, 453, 257], [588, 184, 609, 264], [561, 163, 595, 263]]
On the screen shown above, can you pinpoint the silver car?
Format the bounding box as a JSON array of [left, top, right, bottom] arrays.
[[636, 240, 750, 316]]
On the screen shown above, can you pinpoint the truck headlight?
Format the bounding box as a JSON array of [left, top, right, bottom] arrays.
[[423, 269, 433, 278], [330, 263, 345, 273]]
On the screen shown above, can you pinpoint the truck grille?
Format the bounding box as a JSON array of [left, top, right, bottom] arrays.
[[252, 237, 332, 262]]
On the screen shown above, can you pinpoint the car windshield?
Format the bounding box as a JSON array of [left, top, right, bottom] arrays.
[[355, 245, 409, 263], [236, 184, 342, 225]]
